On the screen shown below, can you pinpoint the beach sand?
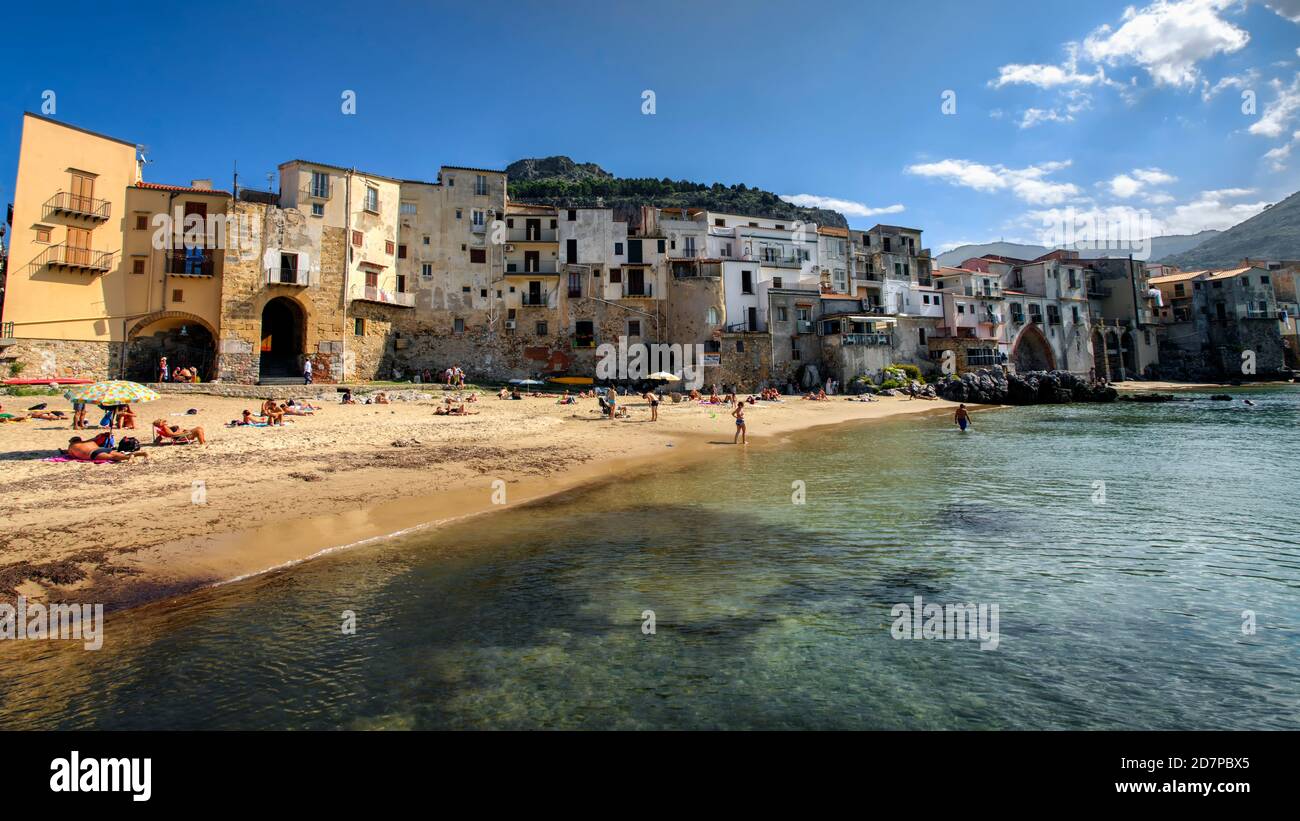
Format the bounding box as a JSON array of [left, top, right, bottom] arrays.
[[0, 388, 966, 611]]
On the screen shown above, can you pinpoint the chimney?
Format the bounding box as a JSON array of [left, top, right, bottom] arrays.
[[190, 179, 213, 190]]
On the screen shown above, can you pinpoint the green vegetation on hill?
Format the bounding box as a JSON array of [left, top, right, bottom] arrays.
[[506, 156, 848, 228]]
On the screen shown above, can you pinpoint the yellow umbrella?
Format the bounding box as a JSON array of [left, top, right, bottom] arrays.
[[64, 380, 161, 405]]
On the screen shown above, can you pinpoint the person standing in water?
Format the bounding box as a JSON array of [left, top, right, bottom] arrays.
[[732, 400, 747, 445], [954, 403, 971, 432]]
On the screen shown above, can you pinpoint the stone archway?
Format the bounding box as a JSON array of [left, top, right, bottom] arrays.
[[1091, 328, 1108, 380], [1122, 330, 1138, 377], [127, 311, 219, 382], [259, 296, 306, 378], [1011, 323, 1056, 371]]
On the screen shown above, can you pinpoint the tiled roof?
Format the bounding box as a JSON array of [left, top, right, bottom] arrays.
[[132, 182, 231, 196]]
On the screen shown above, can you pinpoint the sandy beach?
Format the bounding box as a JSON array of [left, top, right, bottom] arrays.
[[0, 387, 967, 611]]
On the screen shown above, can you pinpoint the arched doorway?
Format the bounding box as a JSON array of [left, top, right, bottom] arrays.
[[1091, 329, 1108, 380], [127, 312, 218, 382], [1106, 330, 1125, 379], [260, 297, 305, 378], [1121, 330, 1138, 377], [1011, 324, 1055, 372]]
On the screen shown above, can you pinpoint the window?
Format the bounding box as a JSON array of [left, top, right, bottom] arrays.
[[684, 237, 696, 256], [312, 203, 324, 217], [396, 274, 407, 293], [741, 270, 754, 294], [474, 175, 488, 196], [706, 307, 719, 325], [609, 268, 622, 283], [35, 226, 52, 243], [470, 248, 486, 264], [422, 263, 432, 278], [1071, 305, 1080, 322], [472, 209, 485, 227], [455, 209, 462, 220], [628, 320, 641, 337], [365, 186, 379, 213], [398, 244, 407, 259], [791, 338, 800, 360], [773, 277, 783, 288], [462, 286, 471, 293], [796, 307, 811, 322], [400, 202, 417, 215], [354, 318, 365, 336], [615, 242, 624, 256], [171, 289, 184, 303], [132, 257, 146, 274], [422, 235, 430, 245], [776, 306, 789, 322], [352, 230, 363, 246], [957, 303, 966, 314], [365, 270, 379, 288], [536, 321, 548, 336], [480, 289, 487, 298], [575, 320, 595, 348], [735, 340, 745, 353], [918, 328, 927, 345], [454, 318, 465, 333], [894, 262, 903, 278], [446, 175, 454, 187], [134, 214, 149, 230], [385, 240, 395, 255], [568, 271, 582, 298], [923, 294, 931, 305], [1261, 275, 1270, 285], [714, 218, 725, 227], [657, 239, 665, 253], [567, 209, 577, 221], [310, 171, 330, 198]]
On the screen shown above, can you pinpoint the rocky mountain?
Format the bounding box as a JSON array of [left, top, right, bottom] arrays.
[[506, 156, 849, 229], [1162, 191, 1300, 269], [936, 231, 1222, 269]]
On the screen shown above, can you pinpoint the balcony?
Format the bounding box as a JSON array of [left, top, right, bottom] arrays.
[[1087, 284, 1112, 299], [165, 248, 216, 277], [302, 183, 332, 200], [30, 243, 114, 274], [520, 291, 553, 307], [43, 192, 111, 222], [266, 267, 310, 287], [506, 259, 558, 274], [756, 254, 805, 269], [796, 320, 814, 334], [507, 227, 557, 243], [349, 283, 415, 307], [1246, 309, 1279, 320], [966, 353, 999, 367], [843, 332, 892, 346], [621, 282, 655, 298], [671, 260, 722, 278]]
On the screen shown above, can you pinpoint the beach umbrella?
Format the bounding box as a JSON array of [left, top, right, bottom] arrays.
[[64, 380, 160, 405], [510, 378, 545, 386], [647, 372, 681, 382]]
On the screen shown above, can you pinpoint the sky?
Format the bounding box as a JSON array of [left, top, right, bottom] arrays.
[[2, 0, 1300, 253]]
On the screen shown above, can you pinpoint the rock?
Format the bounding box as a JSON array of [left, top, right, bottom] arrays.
[[935, 369, 1116, 405], [1209, 394, 1232, 401]]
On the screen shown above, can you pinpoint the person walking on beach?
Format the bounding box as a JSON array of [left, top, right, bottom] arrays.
[[732, 400, 747, 445], [954, 403, 971, 432], [303, 358, 313, 385], [158, 356, 169, 383]]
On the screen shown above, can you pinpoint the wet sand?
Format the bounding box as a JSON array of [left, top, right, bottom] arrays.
[[0, 388, 969, 612]]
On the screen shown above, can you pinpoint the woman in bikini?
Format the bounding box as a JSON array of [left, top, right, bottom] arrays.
[[732, 401, 747, 445]]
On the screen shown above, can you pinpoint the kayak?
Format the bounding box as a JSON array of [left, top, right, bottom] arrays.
[[547, 376, 594, 385]]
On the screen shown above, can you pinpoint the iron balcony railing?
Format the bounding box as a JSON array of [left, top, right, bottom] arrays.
[[43, 191, 111, 221], [303, 180, 332, 199], [520, 291, 552, 307], [506, 259, 558, 274], [349, 283, 415, 307], [31, 243, 114, 273], [266, 267, 310, 286], [44, 192, 112, 221], [1087, 285, 1112, 299], [507, 228, 557, 243], [843, 332, 892, 346], [622, 282, 654, 298], [165, 248, 216, 277], [796, 320, 814, 334]]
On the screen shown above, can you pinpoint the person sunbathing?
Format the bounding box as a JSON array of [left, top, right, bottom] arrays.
[[154, 419, 207, 444], [281, 402, 314, 416], [498, 387, 511, 399], [29, 410, 67, 420], [464, 393, 478, 402], [557, 391, 575, 405], [261, 399, 285, 426], [229, 410, 266, 426], [688, 389, 702, 401], [708, 392, 721, 404], [448, 402, 479, 416], [289, 399, 321, 411], [374, 392, 390, 404], [64, 436, 146, 462], [340, 390, 356, 405]]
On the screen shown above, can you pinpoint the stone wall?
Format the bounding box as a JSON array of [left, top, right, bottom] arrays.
[[714, 331, 772, 391], [1, 338, 124, 381]]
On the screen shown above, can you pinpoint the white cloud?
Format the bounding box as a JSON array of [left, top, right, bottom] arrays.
[[1266, 1, 1300, 23], [1249, 73, 1300, 138], [1263, 131, 1300, 169], [1021, 108, 1074, 128], [992, 56, 1109, 89], [1107, 167, 1176, 198], [1160, 189, 1270, 234], [1201, 68, 1258, 101], [905, 159, 1081, 205], [1021, 189, 1266, 245], [1082, 0, 1250, 89], [779, 194, 905, 218]]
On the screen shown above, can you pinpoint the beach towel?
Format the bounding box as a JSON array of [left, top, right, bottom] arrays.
[[42, 455, 116, 464]]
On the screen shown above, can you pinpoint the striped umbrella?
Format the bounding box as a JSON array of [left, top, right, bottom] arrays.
[[64, 380, 161, 405]]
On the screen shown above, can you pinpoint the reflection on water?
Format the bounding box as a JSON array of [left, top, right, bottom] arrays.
[[2, 389, 1298, 729]]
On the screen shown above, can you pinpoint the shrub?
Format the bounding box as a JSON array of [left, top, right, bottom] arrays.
[[8, 362, 26, 377], [890, 363, 923, 382]]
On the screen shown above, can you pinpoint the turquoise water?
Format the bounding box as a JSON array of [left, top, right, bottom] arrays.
[[2, 388, 1298, 729]]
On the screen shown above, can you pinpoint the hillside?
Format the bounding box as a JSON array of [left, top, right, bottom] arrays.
[[1162, 191, 1300, 268], [936, 230, 1222, 268], [506, 156, 849, 228]]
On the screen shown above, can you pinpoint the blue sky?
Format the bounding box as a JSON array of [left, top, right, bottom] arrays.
[[2, 0, 1299, 251]]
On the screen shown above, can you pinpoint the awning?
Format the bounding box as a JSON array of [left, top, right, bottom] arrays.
[[849, 315, 896, 325]]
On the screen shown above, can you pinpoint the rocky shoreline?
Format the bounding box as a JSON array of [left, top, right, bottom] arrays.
[[935, 370, 1119, 405]]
